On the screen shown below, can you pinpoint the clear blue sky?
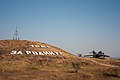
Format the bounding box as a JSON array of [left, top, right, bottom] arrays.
[[0, 0, 120, 57]]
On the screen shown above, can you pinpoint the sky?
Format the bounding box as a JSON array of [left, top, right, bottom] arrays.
[[0, 0, 120, 57]]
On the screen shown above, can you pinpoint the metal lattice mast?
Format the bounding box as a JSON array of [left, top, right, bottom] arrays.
[[13, 27, 20, 40]]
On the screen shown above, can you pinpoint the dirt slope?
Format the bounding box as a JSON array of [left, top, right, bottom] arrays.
[[0, 40, 76, 58], [0, 40, 120, 80]]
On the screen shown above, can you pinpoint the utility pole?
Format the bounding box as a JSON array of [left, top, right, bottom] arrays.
[[13, 27, 20, 40]]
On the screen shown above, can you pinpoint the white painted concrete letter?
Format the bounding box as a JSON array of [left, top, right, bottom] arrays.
[[16, 51, 23, 55], [26, 51, 31, 54], [32, 51, 38, 55], [29, 45, 34, 47], [11, 51, 17, 54], [38, 52, 44, 55]]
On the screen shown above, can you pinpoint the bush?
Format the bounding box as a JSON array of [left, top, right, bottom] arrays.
[[72, 61, 81, 73]]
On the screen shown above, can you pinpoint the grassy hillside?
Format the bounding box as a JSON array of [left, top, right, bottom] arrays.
[[0, 40, 76, 58], [0, 54, 120, 80], [0, 40, 120, 80]]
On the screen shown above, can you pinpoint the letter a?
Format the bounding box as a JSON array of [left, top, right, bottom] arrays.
[[17, 51, 23, 55]]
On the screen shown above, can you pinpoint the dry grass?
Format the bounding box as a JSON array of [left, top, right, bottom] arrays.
[[0, 40, 120, 80], [0, 54, 120, 80]]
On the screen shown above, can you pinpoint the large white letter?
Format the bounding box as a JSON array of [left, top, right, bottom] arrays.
[[11, 51, 17, 54], [42, 51, 49, 55], [54, 52, 62, 55], [34, 45, 40, 48], [32, 51, 38, 55], [38, 52, 44, 55], [16, 51, 23, 55], [29, 45, 34, 47], [48, 51, 55, 55], [59, 52, 62, 55], [41, 45, 47, 48], [26, 51, 31, 54]]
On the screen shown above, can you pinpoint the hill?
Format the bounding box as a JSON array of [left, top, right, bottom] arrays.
[[0, 40, 76, 57], [0, 40, 120, 80]]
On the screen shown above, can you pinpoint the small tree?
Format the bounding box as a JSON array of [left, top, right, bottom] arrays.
[[72, 61, 81, 73]]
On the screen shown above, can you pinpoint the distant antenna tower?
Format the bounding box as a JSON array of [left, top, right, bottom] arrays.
[[13, 27, 20, 40]]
